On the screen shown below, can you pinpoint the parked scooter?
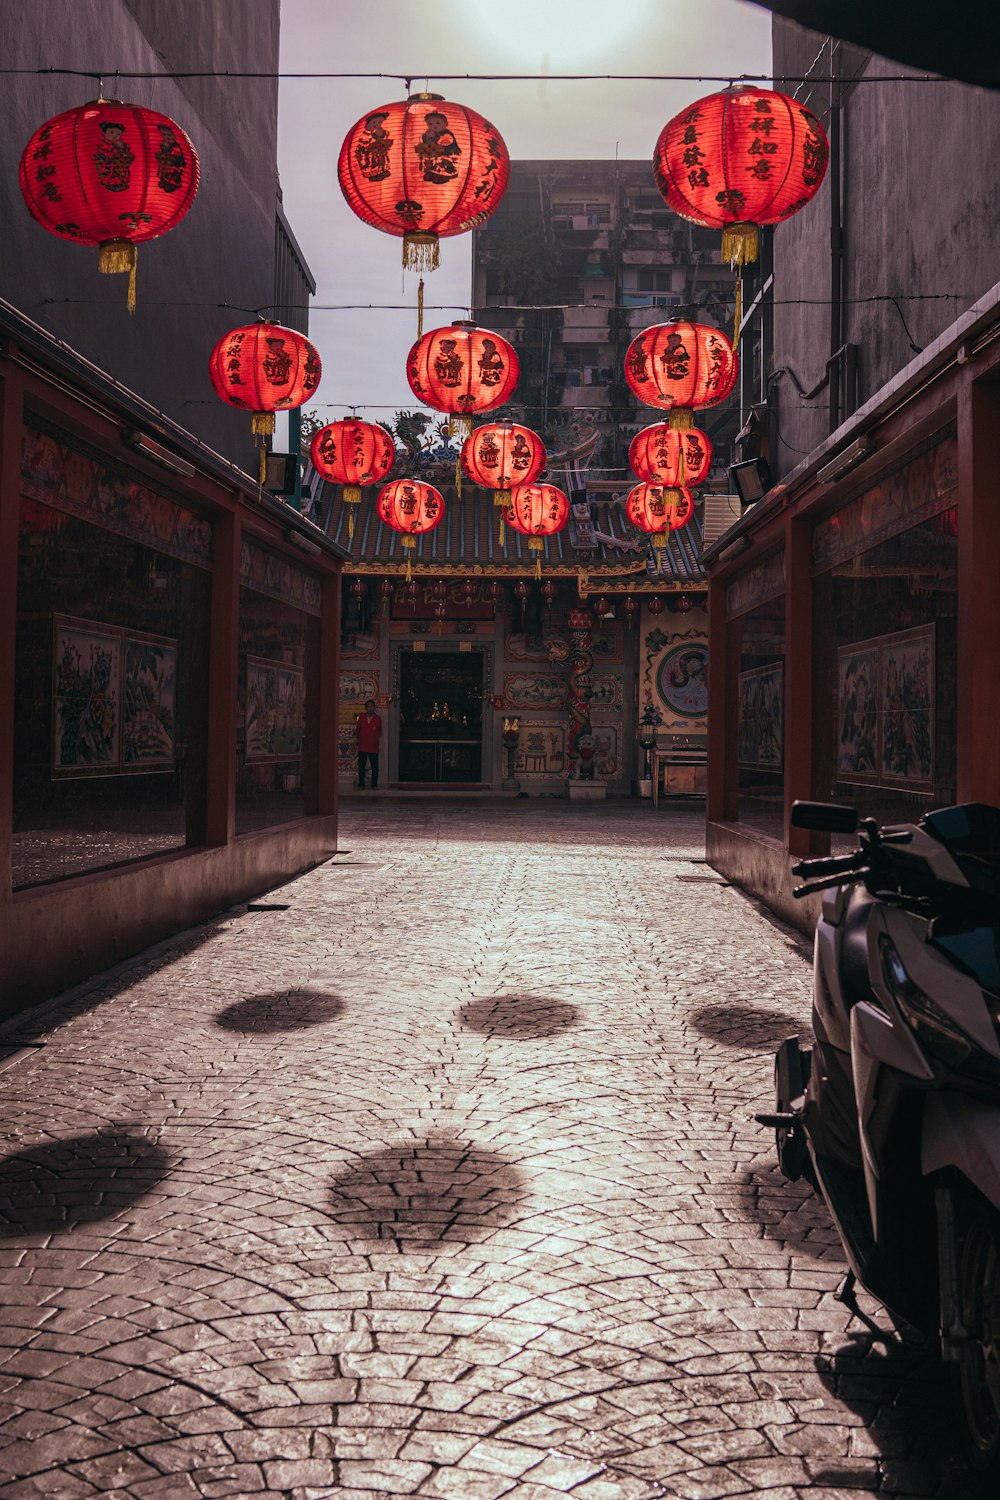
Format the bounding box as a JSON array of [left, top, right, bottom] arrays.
[[757, 799, 1000, 1475]]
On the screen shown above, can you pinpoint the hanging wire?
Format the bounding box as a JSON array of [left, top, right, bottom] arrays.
[[14, 66, 946, 85]]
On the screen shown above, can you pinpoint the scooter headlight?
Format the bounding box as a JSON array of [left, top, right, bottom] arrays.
[[879, 935, 975, 1071]]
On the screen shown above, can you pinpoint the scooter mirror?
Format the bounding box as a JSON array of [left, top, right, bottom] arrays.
[[790, 800, 859, 833]]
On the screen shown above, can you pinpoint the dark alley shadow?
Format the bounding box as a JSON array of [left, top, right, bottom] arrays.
[[689, 1002, 808, 1051], [328, 1133, 527, 1246], [815, 1330, 990, 1497], [215, 988, 345, 1033], [459, 994, 579, 1040], [0, 1127, 172, 1237]]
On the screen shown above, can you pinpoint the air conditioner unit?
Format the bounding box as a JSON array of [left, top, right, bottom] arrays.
[[701, 493, 743, 549]]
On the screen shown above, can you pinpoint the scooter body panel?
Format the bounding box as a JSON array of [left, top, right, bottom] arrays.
[[922, 1093, 1000, 1212]]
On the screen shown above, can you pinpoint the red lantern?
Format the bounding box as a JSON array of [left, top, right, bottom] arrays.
[[625, 483, 695, 548], [504, 483, 570, 578], [541, 579, 558, 608], [376, 479, 445, 581], [647, 596, 665, 616], [209, 323, 322, 479], [629, 421, 712, 488], [622, 595, 639, 623], [624, 322, 736, 429], [350, 577, 366, 600], [459, 578, 476, 604], [338, 94, 509, 272], [461, 421, 545, 505], [431, 579, 448, 600], [488, 580, 503, 603], [653, 86, 829, 269], [676, 594, 693, 614], [407, 323, 519, 441], [19, 99, 200, 313], [311, 418, 395, 540], [433, 601, 448, 622], [594, 596, 612, 618], [378, 578, 394, 614]]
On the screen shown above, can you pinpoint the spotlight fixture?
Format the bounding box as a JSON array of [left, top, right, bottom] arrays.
[[729, 457, 774, 508]]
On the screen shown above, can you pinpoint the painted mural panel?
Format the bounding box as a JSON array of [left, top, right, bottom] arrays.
[[836, 627, 934, 789], [657, 644, 708, 719], [590, 674, 623, 711], [503, 672, 566, 710], [122, 631, 177, 772], [513, 721, 566, 775], [52, 615, 122, 777], [737, 662, 784, 769]]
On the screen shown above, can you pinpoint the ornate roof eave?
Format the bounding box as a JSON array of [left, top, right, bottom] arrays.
[[343, 558, 705, 594]]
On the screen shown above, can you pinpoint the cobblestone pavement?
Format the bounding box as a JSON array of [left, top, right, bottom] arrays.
[[0, 801, 988, 1499]]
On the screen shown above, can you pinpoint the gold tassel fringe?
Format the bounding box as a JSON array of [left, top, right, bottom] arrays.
[[403, 232, 440, 272], [733, 267, 743, 346], [449, 415, 474, 443], [259, 443, 268, 484], [678, 444, 685, 485], [417, 278, 425, 338], [252, 411, 276, 436], [534, 555, 542, 580], [344, 484, 362, 505], [493, 487, 511, 507], [499, 513, 505, 546], [721, 221, 759, 268], [652, 532, 667, 549], [98, 239, 138, 314], [348, 509, 355, 542], [668, 407, 694, 432]]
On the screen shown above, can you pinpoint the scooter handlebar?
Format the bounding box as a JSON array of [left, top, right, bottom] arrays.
[[790, 850, 865, 880]]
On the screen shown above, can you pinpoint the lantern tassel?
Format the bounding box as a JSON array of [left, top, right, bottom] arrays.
[[403, 232, 440, 273], [449, 415, 474, 443], [653, 532, 667, 550], [251, 412, 276, 437], [535, 554, 542, 581], [668, 407, 694, 432], [494, 487, 511, 508], [455, 454, 462, 497], [405, 554, 412, 584], [499, 513, 505, 547], [733, 268, 743, 347], [259, 443, 268, 485], [721, 221, 759, 268], [348, 508, 355, 542], [678, 444, 686, 485], [98, 239, 138, 314], [417, 277, 425, 338]]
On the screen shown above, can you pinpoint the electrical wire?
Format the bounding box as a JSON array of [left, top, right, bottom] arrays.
[[6, 67, 946, 84]]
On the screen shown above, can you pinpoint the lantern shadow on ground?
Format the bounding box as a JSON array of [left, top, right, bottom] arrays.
[[459, 994, 580, 1041], [215, 988, 345, 1034], [689, 1003, 807, 1051], [0, 1128, 172, 1237], [327, 1134, 526, 1246], [815, 1331, 989, 1497]]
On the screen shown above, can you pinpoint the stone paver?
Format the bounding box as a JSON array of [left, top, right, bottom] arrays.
[[0, 801, 988, 1498]]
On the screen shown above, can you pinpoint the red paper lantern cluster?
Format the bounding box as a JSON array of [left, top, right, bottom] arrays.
[[208, 322, 322, 438], [338, 94, 509, 271], [407, 323, 519, 440], [310, 418, 395, 539], [504, 482, 569, 577], [625, 483, 695, 547], [461, 421, 545, 504], [629, 421, 712, 488], [377, 478, 445, 580], [624, 321, 737, 428], [653, 85, 829, 268], [19, 99, 200, 311]]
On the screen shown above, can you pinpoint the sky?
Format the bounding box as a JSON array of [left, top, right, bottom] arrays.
[[276, 0, 772, 425]]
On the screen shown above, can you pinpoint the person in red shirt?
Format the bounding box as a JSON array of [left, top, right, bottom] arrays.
[[356, 698, 383, 788]]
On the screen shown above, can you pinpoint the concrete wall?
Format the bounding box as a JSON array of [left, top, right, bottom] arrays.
[[0, 0, 281, 473], [770, 21, 1000, 471]]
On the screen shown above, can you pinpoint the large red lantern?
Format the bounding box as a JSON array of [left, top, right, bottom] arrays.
[[376, 479, 445, 581], [407, 323, 519, 442], [629, 421, 712, 488], [625, 483, 695, 548], [504, 482, 569, 578], [338, 94, 509, 272], [653, 86, 829, 269], [19, 99, 200, 312], [624, 321, 737, 430], [310, 419, 395, 540], [209, 323, 322, 479], [461, 421, 545, 506]]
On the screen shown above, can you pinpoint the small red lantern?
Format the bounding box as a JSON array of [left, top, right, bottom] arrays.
[[461, 421, 546, 505], [513, 580, 530, 601], [431, 579, 448, 600], [653, 86, 829, 269], [433, 600, 448, 621], [541, 579, 558, 609], [459, 578, 476, 604], [378, 578, 394, 614], [350, 577, 366, 600], [504, 483, 570, 578], [624, 321, 736, 430], [407, 323, 519, 442], [376, 479, 445, 581], [622, 595, 639, 623], [19, 99, 200, 312], [209, 323, 322, 478], [311, 418, 395, 540], [338, 94, 509, 272], [676, 594, 693, 614], [625, 483, 695, 547], [647, 596, 665, 616], [629, 421, 712, 488], [594, 596, 612, 618], [488, 580, 503, 603]]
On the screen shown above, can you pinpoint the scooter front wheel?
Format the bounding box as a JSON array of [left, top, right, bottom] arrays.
[[954, 1199, 1000, 1477]]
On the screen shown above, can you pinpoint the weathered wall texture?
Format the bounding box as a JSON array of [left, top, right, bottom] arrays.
[[770, 20, 1000, 471], [0, 0, 281, 472]]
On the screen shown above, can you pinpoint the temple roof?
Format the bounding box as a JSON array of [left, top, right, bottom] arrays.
[[313, 476, 707, 586]]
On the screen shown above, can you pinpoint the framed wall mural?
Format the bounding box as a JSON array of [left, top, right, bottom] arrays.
[[657, 643, 708, 719], [341, 624, 380, 660], [274, 665, 305, 759], [514, 721, 566, 775], [590, 674, 623, 711], [503, 672, 566, 710], [244, 656, 278, 763], [737, 661, 784, 769], [340, 669, 379, 703], [837, 627, 934, 788], [122, 631, 177, 772], [52, 615, 122, 777]]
